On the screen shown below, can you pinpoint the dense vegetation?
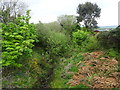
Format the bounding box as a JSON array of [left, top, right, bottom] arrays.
[[2, 10, 37, 66], [1, 1, 120, 89]]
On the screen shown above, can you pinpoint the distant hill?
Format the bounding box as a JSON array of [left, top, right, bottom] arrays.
[[99, 25, 117, 28], [95, 25, 118, 31]]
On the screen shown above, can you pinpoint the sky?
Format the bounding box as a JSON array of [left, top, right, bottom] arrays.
[[24, 0, 119, 26]]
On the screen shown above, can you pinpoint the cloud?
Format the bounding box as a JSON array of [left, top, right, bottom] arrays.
[[27, 0, 119, 26]]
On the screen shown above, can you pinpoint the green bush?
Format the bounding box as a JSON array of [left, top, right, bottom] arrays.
[[2, 10, 38, 67], [72, 30, 90, 45], [107, 49, 120, 58], [47, 30, 69, 55], [35, 22, 70, 57], [109, 28, 120, 50], [98, 28, 120, 50], [82, 36, 100, 51], [97, 31, 109, 46], [0, 23, 1, 67]]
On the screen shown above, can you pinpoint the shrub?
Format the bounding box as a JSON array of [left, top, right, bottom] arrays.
[[72, 30, 90, 45], [44, 31, 69, 58], [107, 49, 120, 58], [98, 28, 120, 50], [35, 22, 70, 58], [2, 10, 38, 67], [0, 23, 1, 66], [97, 31, 110, 48], [109, 28, 120, 50], [82, 36, 100, 51]]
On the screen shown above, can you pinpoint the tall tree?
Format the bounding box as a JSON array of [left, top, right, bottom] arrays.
[[77, 2, 101, 28], [0, 0, 28, 24]]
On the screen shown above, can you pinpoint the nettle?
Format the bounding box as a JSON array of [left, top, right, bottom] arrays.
[[2, 10, 38, 67]]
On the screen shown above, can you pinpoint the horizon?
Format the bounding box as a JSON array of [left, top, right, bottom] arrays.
[[25, 0, 119, 26], [99, 25, 117, 27]]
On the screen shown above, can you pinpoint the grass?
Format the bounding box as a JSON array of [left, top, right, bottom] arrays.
[[50, 67, 69, 88], [50, 50, 87, 88], [50, 58, 69, 88], [70, 84, 89, 88]]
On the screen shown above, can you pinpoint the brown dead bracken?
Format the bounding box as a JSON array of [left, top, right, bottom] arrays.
[[67, 51, 120, 88]]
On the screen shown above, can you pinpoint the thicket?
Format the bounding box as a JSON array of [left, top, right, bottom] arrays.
[[35, 22, 70, 58], [72, 30, 90, 45], [72, 28, 100, 52], [2, 10, 120, 89], [98, 28, 120, 51], [2, 10, 38, 67]]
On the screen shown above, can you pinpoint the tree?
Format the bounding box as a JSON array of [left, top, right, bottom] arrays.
[[77, 2, 101, 28], [0, 0, 28, 24], [57, 15, 78, 33]]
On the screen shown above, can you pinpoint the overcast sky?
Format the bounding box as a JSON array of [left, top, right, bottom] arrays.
[[24, 0, 119, 26]]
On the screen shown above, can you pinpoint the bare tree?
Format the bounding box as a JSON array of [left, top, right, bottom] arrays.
[[0, 0, 28, 23]]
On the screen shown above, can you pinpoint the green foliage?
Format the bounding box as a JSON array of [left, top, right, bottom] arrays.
[[97, 31, 110, 49], [51, 52, 84, 88], [3, 1, 117, 89], [35, 22, 70, 57], [72, 30, 90, 45], [98, 28, 120, 50], [72, 28, 99, 52], [47, 31, 69, 56], [82, 36, 100, 51], [2, 10, 37, 67], [70, 84, 89, 88], [2, 73, 37, 88], [77, 2, 101, 28], [50, 59, 69, 88], [2, 47, 52, 88], [109, 28, 120, 50], [107, 49, 120, 58]]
